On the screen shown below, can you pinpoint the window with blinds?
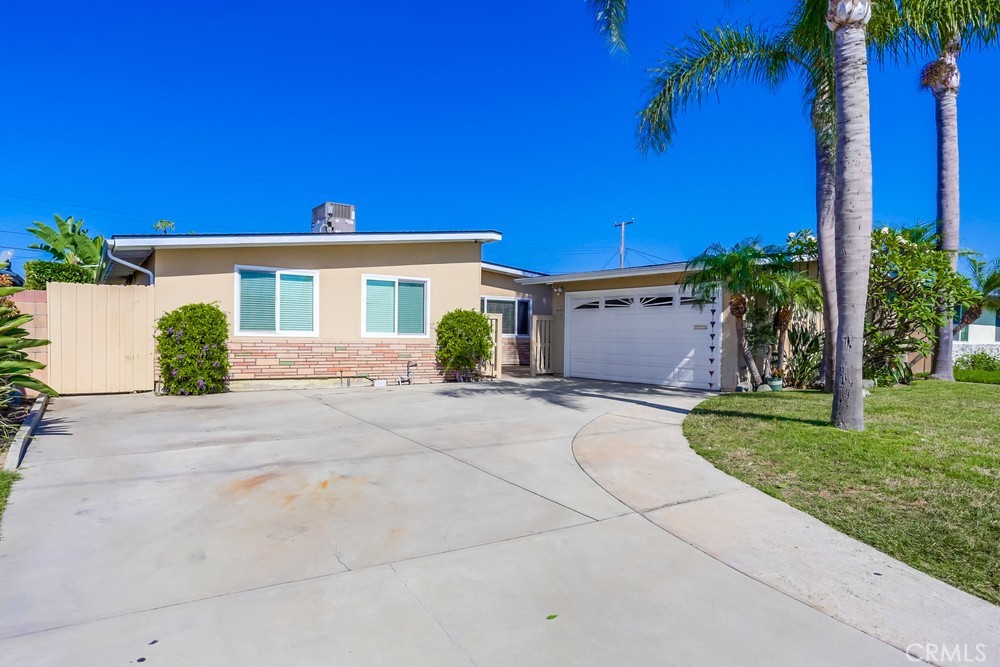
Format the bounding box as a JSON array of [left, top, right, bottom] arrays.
[[481, 297, 531, 336], [364, 277, 428, 336], [236, 267, 317, 335]]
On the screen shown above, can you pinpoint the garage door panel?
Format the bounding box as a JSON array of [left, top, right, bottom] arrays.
[[567, 290, 720, 390]]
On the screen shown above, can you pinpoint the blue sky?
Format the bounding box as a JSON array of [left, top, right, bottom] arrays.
[[2, 0, 998, 275]]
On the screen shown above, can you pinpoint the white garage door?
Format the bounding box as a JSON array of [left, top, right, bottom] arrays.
[[565, 287, 721, 390]]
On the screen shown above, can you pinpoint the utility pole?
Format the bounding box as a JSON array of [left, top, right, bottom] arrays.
[[614, 219, 634, 269]]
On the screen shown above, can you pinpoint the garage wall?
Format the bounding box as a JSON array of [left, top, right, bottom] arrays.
[[547, 271, 739, 391]]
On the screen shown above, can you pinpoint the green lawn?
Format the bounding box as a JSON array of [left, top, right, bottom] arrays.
[[683, 380, 1000, 605]]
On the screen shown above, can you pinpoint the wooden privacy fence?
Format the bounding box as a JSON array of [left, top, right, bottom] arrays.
[[531, 315, 554, 376], [47, 283, 155, 394]]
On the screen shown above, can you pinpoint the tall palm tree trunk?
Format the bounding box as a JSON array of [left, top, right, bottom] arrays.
[[828, 1, 873, 431], [928, 45, 961, 382], [815, 130, 838, 393]]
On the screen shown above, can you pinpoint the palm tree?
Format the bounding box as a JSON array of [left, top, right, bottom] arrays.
[[903, 0, 1000, 381], [954, 257, 1000, 335], [825, 0, 875, 431], [682, 239, 791, 390], [771, 271, 824, 372], [633, 11, 842, 395]]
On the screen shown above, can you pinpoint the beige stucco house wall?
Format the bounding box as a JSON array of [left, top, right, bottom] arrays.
[[108, 232, 499, 384], [152, 242, 482, 340], [480, 264, 553, 365]]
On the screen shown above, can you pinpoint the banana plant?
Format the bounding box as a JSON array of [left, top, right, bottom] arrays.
[[26, 214, 105, 269]]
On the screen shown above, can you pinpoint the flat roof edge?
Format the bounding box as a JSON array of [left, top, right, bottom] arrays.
[[516, 262, 689, 285], [110, 230, 502, 250]]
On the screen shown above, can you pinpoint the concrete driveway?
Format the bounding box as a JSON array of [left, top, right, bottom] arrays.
[[0, 379, 954, 665]]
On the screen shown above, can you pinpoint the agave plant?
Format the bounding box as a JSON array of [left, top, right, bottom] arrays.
[[26, 214, 105, 269]]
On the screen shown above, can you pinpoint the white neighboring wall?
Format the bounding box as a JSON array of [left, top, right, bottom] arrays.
[[958, 307, 998, 344]]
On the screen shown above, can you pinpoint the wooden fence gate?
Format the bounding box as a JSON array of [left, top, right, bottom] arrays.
[[531, 315, 555, 376], [484, 313, 502, 379], [47, 283, 155, 394]]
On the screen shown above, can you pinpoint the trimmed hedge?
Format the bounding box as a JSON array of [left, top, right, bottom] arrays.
[[23, 260, 94, 290], [155, 303, 230, 396], [954, 370, 1000, 385]]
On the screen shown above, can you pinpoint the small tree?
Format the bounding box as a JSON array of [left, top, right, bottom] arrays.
[[682, 239, 791, 389], [770, 271, 823, 373], [864, 226, 975, 385], [156, 303, 230, 395], [435, 309, 494, 382], [153, 219, 176, 235]]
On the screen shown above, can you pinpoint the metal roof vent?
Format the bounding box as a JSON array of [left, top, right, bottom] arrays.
[[311, 202, 356, 233]]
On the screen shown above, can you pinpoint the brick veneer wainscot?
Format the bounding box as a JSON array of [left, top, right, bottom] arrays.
[[227, 339, 446, 383], [501, 337, 530, 366]]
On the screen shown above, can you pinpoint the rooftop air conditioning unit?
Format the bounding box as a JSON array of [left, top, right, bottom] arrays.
[[311, 202, 356, 233]]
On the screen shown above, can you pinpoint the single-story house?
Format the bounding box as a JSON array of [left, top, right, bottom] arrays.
[[104, 228, 558, 386], [101, 211, 745, 391]]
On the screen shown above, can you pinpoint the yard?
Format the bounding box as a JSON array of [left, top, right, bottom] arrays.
[[683, 380, 1000, 605]]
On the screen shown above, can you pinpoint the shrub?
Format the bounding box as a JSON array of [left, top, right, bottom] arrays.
[[864, 226, 974, 385], [954, 351, 1000, 372], [954, 369, 1000, 385], [23, 260, 94, 290], [155, 303, 230, 396], [435, 309, 494, 381]]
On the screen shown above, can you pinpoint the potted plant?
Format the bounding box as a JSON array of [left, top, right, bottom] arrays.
[[767, 367, 785, 392]]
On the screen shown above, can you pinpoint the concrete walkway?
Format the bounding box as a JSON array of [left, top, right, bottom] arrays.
[[573, 409, 1000, 667], [0, 378, 991, 665]]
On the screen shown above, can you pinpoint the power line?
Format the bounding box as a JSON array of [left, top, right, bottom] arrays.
[[600, 251, 620, 271], [627, 247, 677, 265]]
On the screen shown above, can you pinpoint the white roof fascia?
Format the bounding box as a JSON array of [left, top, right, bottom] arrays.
[[481, 262, 546, 278], [515, 261, 688, 286], [110, 231, 502, 251]]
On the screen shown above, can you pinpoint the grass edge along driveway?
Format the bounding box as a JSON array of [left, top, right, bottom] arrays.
[[682, 381, 999, 605]]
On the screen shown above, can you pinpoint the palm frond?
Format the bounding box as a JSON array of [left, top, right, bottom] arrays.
[[588, 0, 630, 54], [682, 237, 793, 301], [638, 25, 796, 154], [900, 0, 1000, 53]]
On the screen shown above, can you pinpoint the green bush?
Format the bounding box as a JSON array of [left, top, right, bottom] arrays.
[[23, 260, 94, 290], [155, 303, 230, 396], [954, 351, 1000, 372], [954, 369, 1000, 385], [435, 309, 494, 381]]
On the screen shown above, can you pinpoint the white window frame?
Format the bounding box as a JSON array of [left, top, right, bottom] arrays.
[[361, 274, 431, 339], [233, 264, 320, 337], [481, 296, 532, 338]]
